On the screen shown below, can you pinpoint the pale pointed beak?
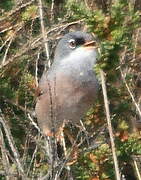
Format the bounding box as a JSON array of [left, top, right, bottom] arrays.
[[83, 40, 98, 49]]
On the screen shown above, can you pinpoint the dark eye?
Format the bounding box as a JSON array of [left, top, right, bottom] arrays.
[[69, 39, 76, 49]]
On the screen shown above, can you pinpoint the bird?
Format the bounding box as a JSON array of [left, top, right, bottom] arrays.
[[35, 31, 99, 136]]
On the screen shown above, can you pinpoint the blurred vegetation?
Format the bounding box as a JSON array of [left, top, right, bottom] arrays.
[[0, 0, 141, 179]]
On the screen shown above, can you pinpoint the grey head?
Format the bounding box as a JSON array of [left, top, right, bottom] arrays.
[[54, 31, 96, 62]]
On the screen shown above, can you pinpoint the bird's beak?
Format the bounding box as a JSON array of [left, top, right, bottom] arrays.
[[83, 40, 98, 49]]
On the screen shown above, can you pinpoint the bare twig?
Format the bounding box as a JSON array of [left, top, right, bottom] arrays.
[[38, 0, 50, 68], [27, 144, 38, 176], [0, 36, 11, 52], [120, 67, 141, 118], [0, 111, 26, 178], [0, 128, 10, 180], [80, 119, 90, 146], [132, 28, 140, 63], [100, 69, 120, 180], [51, 0, 55, 22], [118, 30, 141, 119], [28, 113, 41, 133], [133, 159, 141, 180], [56, 130, 81, 178], [35, 51, 40, 87], [60, 131, 73, 180], [2, 37, 13, 65], [41, 130, 81, 180]]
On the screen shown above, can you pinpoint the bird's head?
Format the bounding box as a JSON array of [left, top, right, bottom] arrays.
[[54, 31, 98, 62]]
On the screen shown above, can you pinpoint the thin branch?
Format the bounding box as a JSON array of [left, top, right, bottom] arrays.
[[0, 128, 10, 180], [120, 67, 141, 118], [0, 111, 27, 179], [38, 0, 50, 68], [56, 131, 81, 178], [27, 144, 38, 176], [35, 51, 40, 87], [28, 113, 41, 133], [132, 28, 140, 63], [60, 131, 73, 180], [119, 29, 141, 118], [0, 36, 11, 52], [100, 69, 120, 180], [133, 159, 141, 180], [2, 37, 14, 66], [50, 0, 55, 22]]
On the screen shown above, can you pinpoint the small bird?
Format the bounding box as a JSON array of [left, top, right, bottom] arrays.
[[35, 31, 99, 136]]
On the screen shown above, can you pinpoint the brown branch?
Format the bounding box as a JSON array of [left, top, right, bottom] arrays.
[[28, 113, 41, 133], [0, 36, 11, 52], [0, 110, 27, 179], [120, 67, 141, 118], [27, 144, 38, 176], [119, 46, 141, 119], [2, 37, 13, 66], [38, 0, 50, 68], [100, 69, 120, 180], [50, 0, 55, 22], [60, 131, 73, 180], [133, 159, 141, 180], [35, 51, 40, 87], [0, 128, 11, 180]]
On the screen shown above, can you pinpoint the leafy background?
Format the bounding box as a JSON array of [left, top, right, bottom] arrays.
[[0, 0, 141, 179]]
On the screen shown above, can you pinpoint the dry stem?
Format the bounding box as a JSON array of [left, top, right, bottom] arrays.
[[100, 69, 120, 180], [38, 0, 50, 68], [0, 111, 27, 179]]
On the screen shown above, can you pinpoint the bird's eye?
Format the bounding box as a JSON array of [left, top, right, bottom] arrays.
[[69, 39, 76, 49]]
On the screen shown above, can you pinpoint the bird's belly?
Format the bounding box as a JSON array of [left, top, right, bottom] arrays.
[[54, 73, 98, 123], [36, 70, 99, 135]]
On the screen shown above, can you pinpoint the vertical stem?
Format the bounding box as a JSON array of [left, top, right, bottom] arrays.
[[50, 0, 55, 22], [120, 67, 141, 118], [100, 69, 120, 180], [35, 52, 40, 87], [0, 128, 10, 179], [38, 0, 50, 68], [133, 159, 141, 180], [0, 114, 26, 179], [60, 131, 73, 180]]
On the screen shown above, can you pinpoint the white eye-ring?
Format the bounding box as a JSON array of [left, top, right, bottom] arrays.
[[69, 39, 76, 49]]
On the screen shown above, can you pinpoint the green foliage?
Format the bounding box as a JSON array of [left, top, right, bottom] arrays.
[[17, 72, 35, 106], [21, 5, 38, 21], [0, 0, 14, 11], [118, 120, 129, 131], [0, 77, 14, 99], [73, 144, 114, 179], [117, 134, 141, 161]]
